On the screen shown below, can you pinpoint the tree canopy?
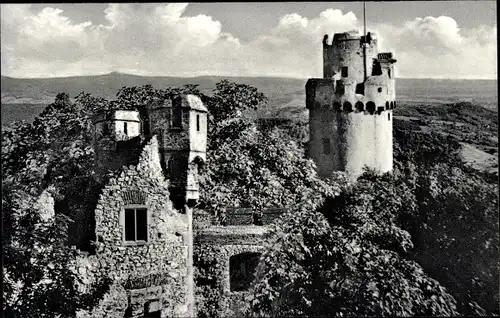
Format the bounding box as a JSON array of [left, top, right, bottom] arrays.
[[2, 82, 497, 317]]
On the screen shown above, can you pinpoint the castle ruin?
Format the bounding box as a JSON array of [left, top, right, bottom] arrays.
[[70, 29, 397, 318]]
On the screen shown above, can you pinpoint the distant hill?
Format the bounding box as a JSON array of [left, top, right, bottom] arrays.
[[1, 73, 497, 127]]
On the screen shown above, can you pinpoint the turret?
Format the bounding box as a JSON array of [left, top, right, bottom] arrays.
[[323, 31, 378, 83], [93, 110, 143, 178], [147, 94, 208, 206]]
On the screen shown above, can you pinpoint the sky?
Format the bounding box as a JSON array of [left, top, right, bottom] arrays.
[[1, 2, 497, 79]]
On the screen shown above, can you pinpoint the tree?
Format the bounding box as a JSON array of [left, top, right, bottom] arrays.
[[246, 207, 458, 317], [393, 125, 499, 315], [198, 118, 343, 222], [2, 94, 108, 317]]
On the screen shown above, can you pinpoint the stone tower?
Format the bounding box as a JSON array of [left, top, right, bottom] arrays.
[[306, 30, 397, 180], [147, 94, 208, 317], [147, 94, 208, 205], [93, 110, 143, 178]]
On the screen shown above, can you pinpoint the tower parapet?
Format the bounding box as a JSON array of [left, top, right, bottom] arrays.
[[323, 31, 378, 82], [308, 31, 397, 180]]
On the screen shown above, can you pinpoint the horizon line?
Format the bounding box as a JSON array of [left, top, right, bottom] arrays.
[[1, 72, 497, 81]]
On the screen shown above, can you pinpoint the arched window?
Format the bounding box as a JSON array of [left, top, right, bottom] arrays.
[[343, 102, 353, 113], [230, 252, 261, 291], [388, 69, 392, 78], [385, 101, 390, 110], [355, 101, 364, 112], [333, 102, 342, 112], [390, 101, 394, 109], [393, 101, 396, 109], [366, 101, 376, 115]]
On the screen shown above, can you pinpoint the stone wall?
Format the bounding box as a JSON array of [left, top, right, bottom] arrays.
[[194, 226, 270, 317], [81, 136, 192, 317]]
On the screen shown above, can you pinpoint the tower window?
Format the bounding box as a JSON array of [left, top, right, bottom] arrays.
[[230, 252, 261, 292], [388, 69, 392, 78], [322, 138, 331, 155], [388, 113, 391, 121], [196, 114, 200, 132], [124, 207, 148, 243], [123, 122, 128, 135], [172, 98, 182, 129], [341, 66, 348, 77], [103, 123, 109, 135], [378, 87, 382, 93]]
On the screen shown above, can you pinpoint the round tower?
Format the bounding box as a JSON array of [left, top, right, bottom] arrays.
[[93, 110, 142, 177], [323, 31, 378, 83], [308, 31, 397, 180]]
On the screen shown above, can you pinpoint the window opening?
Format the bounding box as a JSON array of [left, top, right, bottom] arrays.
[[230, 252, 261, 291], [196, 114, 200, 132], [341, 66, 348, 77], [322, 138, 331, 155], [124, 208, 147, 243], [172, 98, 182, 128], [123, 122, 128, 135], [103, 123, 109, 135]]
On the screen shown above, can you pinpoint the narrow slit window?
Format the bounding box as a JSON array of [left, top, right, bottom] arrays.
[[172, 98, 182, 128], [103, 123, 109, 135], [124, 208, 148, 243], [196, 114, 200, 132], [322, 137, 331, 155], [341, 66, 348, 77], [123, 122, 128, 135]]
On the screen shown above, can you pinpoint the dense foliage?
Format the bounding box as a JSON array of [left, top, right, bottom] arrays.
[[2, 82, 497, 317], [245, 116, 498, 317], [2, 93, 110, 317]]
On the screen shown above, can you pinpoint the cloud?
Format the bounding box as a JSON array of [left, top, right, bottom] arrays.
[[0, 4, 496, 79]]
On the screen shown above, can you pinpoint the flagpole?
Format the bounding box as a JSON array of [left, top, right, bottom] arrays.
[[363, 1, 367, 81]]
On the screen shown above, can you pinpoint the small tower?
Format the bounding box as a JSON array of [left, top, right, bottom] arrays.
[[147, 94, 208, 206], [307, 31, 397, 180], [93, 110, 143, 178]]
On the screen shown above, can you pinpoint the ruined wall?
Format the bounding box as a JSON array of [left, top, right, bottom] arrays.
[[93, 111, 143, 177], [82, 136, 192, 317], [194, 226, 270, 317]]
